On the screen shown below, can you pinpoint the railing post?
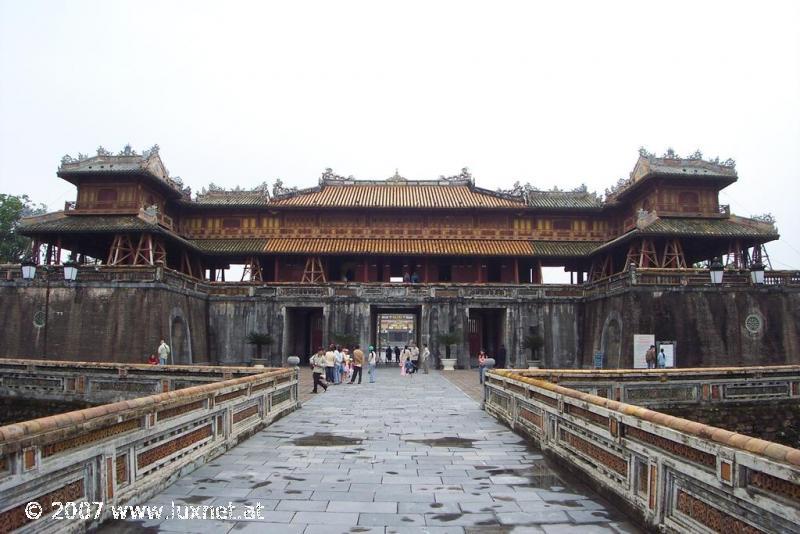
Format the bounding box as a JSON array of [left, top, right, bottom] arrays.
[[481, 358, 495, 410], [287, 356, 301, 408]]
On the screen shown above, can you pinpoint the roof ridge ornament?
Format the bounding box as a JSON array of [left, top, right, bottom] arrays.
[[387, 168, 407, 182], [439, 167, 473, 184]]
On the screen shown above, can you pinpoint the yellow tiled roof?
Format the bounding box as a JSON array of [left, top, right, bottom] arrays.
[[271, 185, 524, 208], [263, 238, 533, 256]]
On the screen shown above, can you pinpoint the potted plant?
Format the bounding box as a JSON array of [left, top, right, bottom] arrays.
[[245, 332, 274, 366], [437, 331, 461, 371], [522, 333, 544, 368]]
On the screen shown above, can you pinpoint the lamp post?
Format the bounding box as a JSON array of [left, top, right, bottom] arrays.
[[750, 262, 765, 285], [21, 259, 37, 280], [710, 258, 724, 285]]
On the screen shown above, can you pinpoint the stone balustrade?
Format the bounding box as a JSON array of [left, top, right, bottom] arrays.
[[0, 360, 299, 533], [2, 264, 797, 299], [484, 367, 800, 533]]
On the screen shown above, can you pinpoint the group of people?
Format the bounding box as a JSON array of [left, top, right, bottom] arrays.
[[397, 342, 430, 376], [310, 344, 378, 393], [645, 344, 667, 368], [147, 339, 171, 365]]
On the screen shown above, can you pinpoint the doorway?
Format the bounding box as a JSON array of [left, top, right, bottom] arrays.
[[467, 308, 506, 367], [370, 306, 421, 363], [285, 307, 324, 365]]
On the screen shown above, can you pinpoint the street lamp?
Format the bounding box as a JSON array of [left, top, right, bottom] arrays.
[[710, 258, 724, 285], [63, 260, 79, 282], [21, 259, 37, 280], [750, 262, 765, 284]]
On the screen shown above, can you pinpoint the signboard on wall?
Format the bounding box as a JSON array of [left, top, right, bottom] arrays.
[[657, 341, 676, 368], [593, 351, 604, 369], [633, 334, 655, 369]]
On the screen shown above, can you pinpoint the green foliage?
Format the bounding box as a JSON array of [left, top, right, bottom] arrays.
[[437, 331, 461, 359], [522, 333, 544, 360], [245, 332, 274, 360], [331, 331, 358, 349], [0, 194, 47, 263]]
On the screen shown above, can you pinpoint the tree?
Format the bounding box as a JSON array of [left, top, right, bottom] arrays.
[[522, 333, 545, 362], [331, 331, 358, 350], [437, 331, 461, 359], [245, 332, 274, 362], [0, 194, 47, 263]]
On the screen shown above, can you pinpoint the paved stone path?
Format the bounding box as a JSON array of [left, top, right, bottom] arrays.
[[105, 370, 640, 533]]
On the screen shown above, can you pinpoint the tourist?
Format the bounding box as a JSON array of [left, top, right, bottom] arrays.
[[478, 349, 487, 383], [368, 345, 377, 382], [334, 345, 343, 384], [148, 354, 158, 365], [350, 344, 364, 384], [410, 272, 420, 283], [310, 347, 328, 393], [404, 356, 415, 376], [497, 344, 507, 367], [410, 342, 419, 373], [645, 345, 656, 369], [401, 345, 412, 376], [324, 344, 336, 383], [403, 271, 411, 283], [157, 339, 170, 365], [399, 346, 407, 376], [394, 345, 401, 362], [421, 343, 430, 374], [657, 348, 667, 368], [385, 346, 393, 364]]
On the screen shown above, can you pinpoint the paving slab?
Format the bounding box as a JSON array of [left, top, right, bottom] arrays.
[[96, 370, 639, 532]]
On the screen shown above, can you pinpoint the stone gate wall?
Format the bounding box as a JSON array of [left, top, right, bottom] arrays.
[[1, 265, 798, 367]]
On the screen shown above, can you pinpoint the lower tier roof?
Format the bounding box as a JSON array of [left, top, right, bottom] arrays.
[[20, 213, 778, 258]]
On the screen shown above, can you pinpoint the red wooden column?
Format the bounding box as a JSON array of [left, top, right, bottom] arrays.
[[475, 257, 482, 283], [513, 258, 519, 284], [362, 258, 369, 282], [423, 257, 429, 283], [274, 256, 280, 282]]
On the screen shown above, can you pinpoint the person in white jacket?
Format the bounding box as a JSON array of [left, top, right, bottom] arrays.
[[368, 345, 377, 383]]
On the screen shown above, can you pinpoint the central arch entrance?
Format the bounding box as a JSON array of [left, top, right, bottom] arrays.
[[370, 306, 421, 363]]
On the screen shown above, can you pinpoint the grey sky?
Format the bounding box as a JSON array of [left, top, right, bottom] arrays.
[[1, 0, 799, 272]]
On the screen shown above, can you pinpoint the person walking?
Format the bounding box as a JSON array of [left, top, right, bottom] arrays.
[[410, 343, 420, 373], [657, 348, 667, 369], [350, 344, 364, 384], [157, 339, 170, 365], [310, 347, 328, 393], [394, 345, 401, 363], [645, 345, 656, 369], [324, 344, 336, 383], [421, 343, 430, 374], [385, 346, 393, 364], [478, 349, 487, 384], [368, 345, 377, 383]]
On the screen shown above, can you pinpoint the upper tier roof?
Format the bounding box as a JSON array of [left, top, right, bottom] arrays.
[[57, 145, 187, 199], [606, 149, 738, 202], [270, 183, 525, 209]]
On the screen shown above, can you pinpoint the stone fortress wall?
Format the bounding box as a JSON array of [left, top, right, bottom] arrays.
[[1, 264, 798, 368]]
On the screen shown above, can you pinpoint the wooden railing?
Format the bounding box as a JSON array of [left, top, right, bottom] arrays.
[[0, 360, 299, 533], [485, 368, 800, 533]]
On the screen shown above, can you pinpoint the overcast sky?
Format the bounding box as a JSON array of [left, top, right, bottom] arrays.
[[1, 0, 798, 272]]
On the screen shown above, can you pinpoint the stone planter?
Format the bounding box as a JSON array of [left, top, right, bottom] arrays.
[[441, 358, 457, 371], [527, 360, 542, 369]]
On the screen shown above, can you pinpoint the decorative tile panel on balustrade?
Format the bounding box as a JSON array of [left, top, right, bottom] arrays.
[[0, 360, 299, 533], [484, 367, 800, 533]]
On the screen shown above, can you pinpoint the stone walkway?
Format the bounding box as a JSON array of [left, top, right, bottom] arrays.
[[103, 370, 640, 533]]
